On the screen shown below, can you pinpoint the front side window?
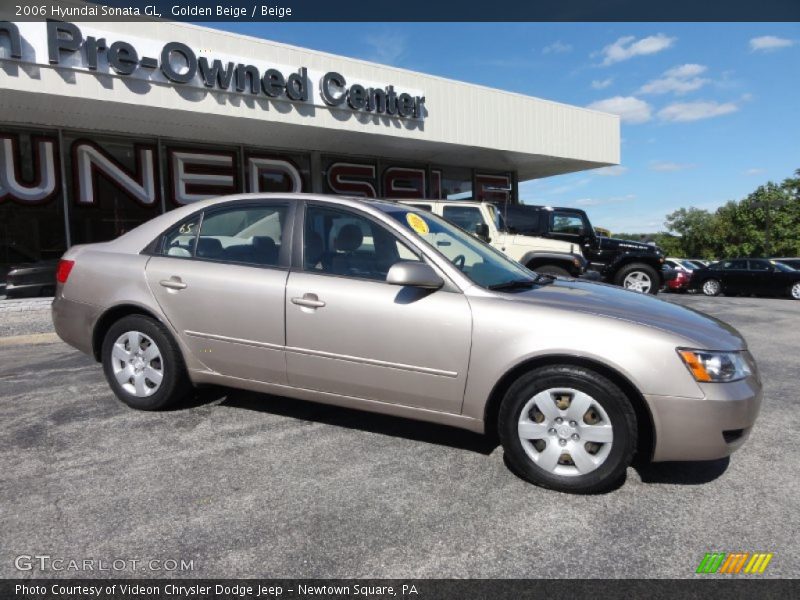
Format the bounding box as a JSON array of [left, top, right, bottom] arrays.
[[748, 260, 771, 271], [551, 212, 585, 235], [303, 205, 420, 281], [722, 260, 748, 270], [442, 206, 485, 235]]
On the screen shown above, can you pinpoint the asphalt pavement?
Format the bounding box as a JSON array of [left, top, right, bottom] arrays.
[[1, 293, 798, 578]]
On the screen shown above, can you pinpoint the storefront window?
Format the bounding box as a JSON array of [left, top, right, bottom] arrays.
[[66, 133, 164, 244], [0, 128, 67, 274], [437, 167, 472, 200], [245, 152, 309, 193]]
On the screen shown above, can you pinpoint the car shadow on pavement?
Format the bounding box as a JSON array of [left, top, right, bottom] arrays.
[[633, 457, 730, 485], [176, 386, 499, 455]]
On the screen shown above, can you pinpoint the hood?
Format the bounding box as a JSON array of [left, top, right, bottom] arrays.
[[504, 279, 746, 350], [598, 236, 661, 254]]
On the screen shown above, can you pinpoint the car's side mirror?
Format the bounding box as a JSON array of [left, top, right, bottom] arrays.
[[386, 262, 444, 290], [475, 223, 491, 243]]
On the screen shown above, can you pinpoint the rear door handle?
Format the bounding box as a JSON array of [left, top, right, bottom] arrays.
[[291, 293, 325, 308], [159, 278, 187, 290]]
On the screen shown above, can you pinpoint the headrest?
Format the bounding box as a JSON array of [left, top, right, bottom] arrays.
[[196, 237, 223, 257], [334, 224, 363, 252]]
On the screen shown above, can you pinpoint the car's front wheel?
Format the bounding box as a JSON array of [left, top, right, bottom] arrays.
[[532, 264, 571, 277], [789, 282, 800, 300], [498, 365, 637, 493], [702, 278, 722, 297], [101, 314, 191, 410]]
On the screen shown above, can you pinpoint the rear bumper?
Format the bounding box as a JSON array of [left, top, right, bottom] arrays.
[[648, 375, 762, 462], [52, 295, 100, 356]]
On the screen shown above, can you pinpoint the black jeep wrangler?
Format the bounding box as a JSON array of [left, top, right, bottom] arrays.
[[496, 204, 669, 294]]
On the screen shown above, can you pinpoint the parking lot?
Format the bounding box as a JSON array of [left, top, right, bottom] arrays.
[[1, 293, 798, 579]]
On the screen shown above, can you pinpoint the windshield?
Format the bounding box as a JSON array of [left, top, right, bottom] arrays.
[[679, 260, 698, 270], [382, 206, 535, 288]]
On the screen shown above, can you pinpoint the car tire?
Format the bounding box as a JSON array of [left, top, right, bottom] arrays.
[[497, 365, 637, 494], [702, 278, 722, 297], [789, 282, 800, 300], [101, 314, 192, 410], [614, 263, 659, 295], [532, 264, 571, 277]]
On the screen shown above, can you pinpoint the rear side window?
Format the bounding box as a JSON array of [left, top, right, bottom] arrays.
[[721, 260, 747, 270], [748, 260, 771, 271], [196, 205, 287, 266], [551, 212, 584, 235], [503, 206, 540, 233], [162, 215, 201, 258]]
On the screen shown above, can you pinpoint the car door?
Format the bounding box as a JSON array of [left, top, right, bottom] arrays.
[[284, 202, 472, 414], [747, 260, 775, 295], [144, 200, 292, 383], [719, 259, 749, 293]]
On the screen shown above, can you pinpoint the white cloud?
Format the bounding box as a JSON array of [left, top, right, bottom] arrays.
[[638, 63, 710, 95], [594, 165, 628, 176], [749, 36, 795, 52], [574, 194, 635, 207], [658, 100, 738, 122], [744, 168, 766, 176], [364, 31, 407, 65], [649, 161, 696, 172], [587, 96, 653, 124], [591, 78, 613, 90], [598, 34, 676, 66], [542, 41, 572, 54]]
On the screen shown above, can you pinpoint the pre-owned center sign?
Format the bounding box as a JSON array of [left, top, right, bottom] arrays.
[[0, 21, 426, 120]]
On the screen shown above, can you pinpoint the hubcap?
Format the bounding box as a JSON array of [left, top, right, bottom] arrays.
[[792, 283, 800, 300], [703, 280, 719, 295], [622, 271, 652, 293], [110, 331, 163, 397], [517, 388, 613, 477]]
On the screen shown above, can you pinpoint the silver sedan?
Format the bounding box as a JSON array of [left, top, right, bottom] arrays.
[[52, 194, 761, 493]]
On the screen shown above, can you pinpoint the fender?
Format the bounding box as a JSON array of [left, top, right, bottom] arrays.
[[604, 251, 666, 281], [519, 251, 587, 273]]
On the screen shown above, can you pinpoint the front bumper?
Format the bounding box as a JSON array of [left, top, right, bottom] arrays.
[[647, 375, 762, 462]]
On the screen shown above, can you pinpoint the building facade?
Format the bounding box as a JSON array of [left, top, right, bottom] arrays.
[[0, 19, 619, 268]]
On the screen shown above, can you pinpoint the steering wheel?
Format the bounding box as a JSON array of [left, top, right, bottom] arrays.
[[451, 254, 466, 270]]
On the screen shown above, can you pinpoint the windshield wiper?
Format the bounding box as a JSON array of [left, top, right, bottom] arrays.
[[488, 274, 556, 291]]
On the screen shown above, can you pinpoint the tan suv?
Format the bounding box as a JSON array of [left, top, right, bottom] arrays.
[[52, 193, 761, 493]]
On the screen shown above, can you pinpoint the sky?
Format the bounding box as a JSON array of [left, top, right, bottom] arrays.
[[205, 22, 799, 233]]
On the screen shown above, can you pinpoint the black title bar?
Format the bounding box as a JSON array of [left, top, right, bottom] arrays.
[[2, 0, 800, 22]]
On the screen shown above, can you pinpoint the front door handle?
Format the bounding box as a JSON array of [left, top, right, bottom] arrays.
[[159, 278, 187, 290], [291, 293, 326, 309]]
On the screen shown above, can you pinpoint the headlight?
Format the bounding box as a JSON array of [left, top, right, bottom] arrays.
[[677, 349, 752, 383]]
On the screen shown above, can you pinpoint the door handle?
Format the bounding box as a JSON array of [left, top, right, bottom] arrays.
[[159, 278, 187, 290], [291, 293, 326, 309]]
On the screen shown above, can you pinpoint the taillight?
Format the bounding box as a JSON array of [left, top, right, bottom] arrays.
[[56, 259, 75, 284]]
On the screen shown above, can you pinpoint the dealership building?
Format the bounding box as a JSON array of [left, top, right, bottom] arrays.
[[0, 18, 619, 267]]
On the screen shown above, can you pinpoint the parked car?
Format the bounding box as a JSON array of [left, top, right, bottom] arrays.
[[665, 269, 692, 293], [53, 193, 762, 494], [665, 258, 699, 273], [690, 258, 800, 300], [399, 200, 590, 278], [772, 257, 800, 271], [1, 243, 39, 296], [5, 259, 58, 298], [493, 204, 669, 294]]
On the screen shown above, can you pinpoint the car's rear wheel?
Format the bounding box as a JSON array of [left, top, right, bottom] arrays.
[[790, 282, 800, 300], [702, 278, 722, 297], [101, 315, 191, 410], [498, 365, 637, 493], [615, 263, 658, 295]]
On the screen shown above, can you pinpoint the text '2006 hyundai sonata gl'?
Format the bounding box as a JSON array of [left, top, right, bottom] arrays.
[[52, 193, 762, 493]]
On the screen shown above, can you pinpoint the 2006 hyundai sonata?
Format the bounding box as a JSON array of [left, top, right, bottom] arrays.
[[52, 193, 762, 493]]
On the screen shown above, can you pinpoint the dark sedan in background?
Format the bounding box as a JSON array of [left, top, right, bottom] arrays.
[[691, 258, 800, 300], [4, 260, 58, 299]]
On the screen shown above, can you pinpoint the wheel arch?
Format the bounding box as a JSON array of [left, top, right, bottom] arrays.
[[483, 354, 655, 462], [91, 303, 168, 362]]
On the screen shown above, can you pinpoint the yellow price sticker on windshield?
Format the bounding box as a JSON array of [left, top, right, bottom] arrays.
[[406, 213, 430, 235]]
